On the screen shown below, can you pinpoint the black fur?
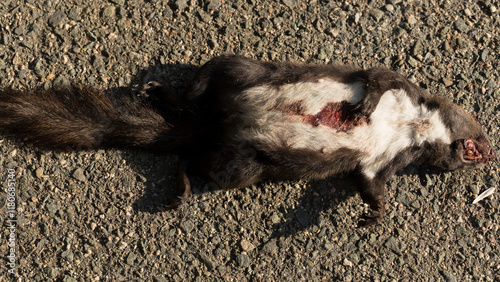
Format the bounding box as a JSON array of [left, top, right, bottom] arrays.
[[0, 55, 495, 227]]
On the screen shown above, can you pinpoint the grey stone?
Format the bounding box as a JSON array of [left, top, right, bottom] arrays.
[[126, 252, 137, 265], [72, 168, 87, 182], [61, 250, 74, 262], [385, 237, 401, 255], [411, 40, 423, 56], [199, 253, 215, 270], [236, 254, 250, 268], [63, 276, 78, 282], [295, 210, 310, 227], [406, 14, 417, 25], [369, 9, 384, 21], [46, 200, 60, 216], [45, 267, 59, 278], [53, 76, 70, 88], [207, 0, 220, 10], [110, 0, 125, 5], [14, 25, 25, 35], [493, 89, 500, 100], [262, 239, 277, 254], [440, 270, 458, 282], [68, 7, 82, 20], [393, 27, 406, 37], [174, 0, 188, 10], [407, 56, 418, 68], [481, 48, 489, 61], [208, 39, 218, 49], [48, 12, 66, 28], [454, 19, 468, 33], [180, 220, 195, 233], [283, 0, 298, 9], [102, 6, 116, 18], [270, 212, 280, 224], [457, 38, 468, 48]]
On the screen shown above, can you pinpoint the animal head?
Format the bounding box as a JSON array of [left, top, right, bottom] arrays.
[[423, 96, 496, 170]]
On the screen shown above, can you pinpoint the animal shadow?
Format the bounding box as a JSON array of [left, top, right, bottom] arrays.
[[114, 63, 197, 212]]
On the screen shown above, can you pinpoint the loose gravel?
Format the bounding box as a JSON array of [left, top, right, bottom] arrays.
[[0, 0, 499, 281]]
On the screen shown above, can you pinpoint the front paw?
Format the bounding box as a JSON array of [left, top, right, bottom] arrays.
[[350, 99, 376, 123], [132, 81, 164, 98]]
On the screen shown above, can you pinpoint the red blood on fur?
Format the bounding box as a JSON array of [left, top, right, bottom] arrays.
[[301, 101, 356, 131], [269, 101, 359, 131]]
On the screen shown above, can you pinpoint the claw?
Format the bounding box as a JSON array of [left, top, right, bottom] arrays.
[[132, 81, 163, 98], [357, 212, 383, 228], [357, 204, 385, 228]]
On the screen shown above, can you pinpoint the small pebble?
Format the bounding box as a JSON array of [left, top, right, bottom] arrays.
[[240, 238, 256, 252], [180, 220, 195, 233], [262, 239, 277, 254], [35, 167, 44, 178], [355, 13, 361, 24], [343, 258, 353, 267], [407, 15, 417, 25], [236, 254, 250, 268], [369, 9, 384, 21], [454, 19, 468, 33], [443, 79, 453, 87], [72, 168, 87, 182]]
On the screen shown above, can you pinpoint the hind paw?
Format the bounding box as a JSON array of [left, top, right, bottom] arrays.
[[357, 210, 384, 228], [164, 197, 185, 210]]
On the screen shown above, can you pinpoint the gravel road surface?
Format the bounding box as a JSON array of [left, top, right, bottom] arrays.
[[1, 0, 499, 281]]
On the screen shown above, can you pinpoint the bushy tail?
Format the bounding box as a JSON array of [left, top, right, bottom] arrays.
[[0, 85, 184, 152]]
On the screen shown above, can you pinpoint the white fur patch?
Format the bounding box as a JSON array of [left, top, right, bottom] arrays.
[[235, 82, 452, 179], [238, 79, 365, 114], [357, 89, 451, 179]]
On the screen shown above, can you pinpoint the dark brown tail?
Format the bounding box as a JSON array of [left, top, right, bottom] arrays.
[[0, 85, 184, 152]]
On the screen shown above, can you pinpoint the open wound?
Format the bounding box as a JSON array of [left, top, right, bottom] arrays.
[[271, 101, 363, 132]]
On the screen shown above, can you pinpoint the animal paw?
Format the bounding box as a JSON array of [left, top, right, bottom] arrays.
[[350, 98, 377, 123], [164, 197, 184, 210], [132, 81, 164, 98], [357, 210, 384, 228]]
